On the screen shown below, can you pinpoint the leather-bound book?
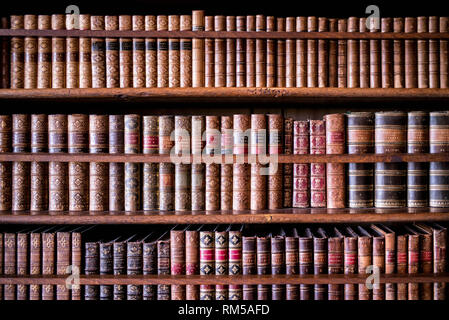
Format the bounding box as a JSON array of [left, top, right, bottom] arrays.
[[31, 114, 48, 211], [347, 17, 359, 88], [242, 235, 256, 300], [369, 17, 380, 88], [405, 17, 418, 88], [105, 16, 119, 88], [143, 238, 157, 300], [205, 162, 219, 211], [79, 15, 91, 88], [250, 114, 266, 210], [293, 120, 309, 208], [113, 237, 127, 300], [236, 16, 246, 87], [412, 224, 433, 300], [226, 16, 236, 87], [42, 229, 56, 300], [4, 232, 16, 300], [328, 228, 344, 300], [369, 227, 385, 300], [0, 115, 11, 211], [417, 17, 429, 88], [180, 15, 192, 87], [405, 226, 420, 300], [429, 111, 449, 207], [430, 223, 447, 300], [174, 114, 191, 154], [286, 229, 299, 300], [56, 231, 71, 300], [266, 16, 276, 87], [371, 224, 396, 300], [283, 118, 293, 208], [256, 235, 271, 300], [296, 17, 307, 87], [24, 15, 37, 89], [143, 116, 159, 211], [91, 16, 106, 88], [127, 240, 143, 300], [285, 17, 295, 87], [396, 228, 408, 300], [343, 227, 357, 300], [268, 114, 283, 209], [221, 116, 233, 210], [233, 114, 250, 211], [214, 15, 226, 87], [157, 15, 169, 88], [1, 17, 9, 89], [229, 227, 242, 300], [200, 230, 215, 300], [29, 230, 41, 300], [393, 18, 405, 88], [407, 111, 429, 207], [168, 15, 180, 88], [347, 112, 374, 208], [90, 115, 109, 211], [440, 18, 448, 88], [381, 18, 393, 88], [325, 113, 345, 208], [71, 228, 82, 300], [85, 241, 99, 300], [100, 241, 113, 300], [310, 120, 326, 208], [10, 15, 24, 88], [145, 15, 157, 88], [246, 15, 256, 87], [16, 231, 28, 300], [429, 16, 439, 88], [119, 15, 132, 88], [133, 15, 145, 88], [37, 15, 51, 88], [271, 234, 285, 300], [0, 233, 2, 300], [109, 115, 124, 211], [175, 163, 191, 211], [337, 19, 347, 88], [51, 14, 66, 88], [12, 114, 30, 211], [255, 15, 266, 87], [186, 228, 199, 300], [124, 114, 140, 211], [159, 116, 175, 211], [354, 226, 372, 300], [205, 16, 214, 87], [359, 18, 369, 88], [307, 17, 318, 87], [317, 17, 329, 88], [191, 116, 205, 210], [171, 229, 186, 300], [328, 19, 337, 87], [312, 228, 328, 300], [143, 115, 158, 154], [299, 229, 313, 300], [192, 10, 205, 87], [215, 228, 228, 300], [374, 111, 407, 208]]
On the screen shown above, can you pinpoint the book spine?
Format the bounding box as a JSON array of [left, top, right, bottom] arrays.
[[381, 18, 393, 88], [90, 115, 109, 211], [206, 163, 219, 210], [405, 17, 418, 88], [127, 242, 143, 300], [91, 16, 106, 88], [226, 16, 236, 87], [221, 116, 233, 210], [56, 232, 71, 300], [105, 16, 119, 88], [417, 17, 429, 88], [397, 235, 408, 300], [113, 241, 126, 300], [394, 18, 405, 88], [285, 17, 295, 87], [236, 16, 246, 87], [429, 16, 439, 88], [0, 115, 11, 211], [1, 17, 10, 88], [0, 233, 1, 299], [344, 237, 357, 300], [228, 230, 242, 300], [71, 232, 81, 300], [325, 113, 345, 208], [440, 18, 448, 88], [200, 117, 214, 210], [78, 14, 91, 88], [157, 15, 168, 87], [358, 236, 372, 300], [186, 230, 199, 300], [118, 15, 132, 88], [256, 237, 270, 300], [170, 229, 187, 303], [24, 15, 37, 89], [51, 14, 65, 88], [168, 15, 180, 88], [133, 15, 146, 88], [268, 114, 283, 209], [299, 237, 313, 300], [384, 231, 396, 300], [407, 111, 429, 207], [215, 231, 228, 300], [29, 232, 41, 300], [242, 236, 256, 300], [359, 18, 369, 88], [347, 17, 359, 88], [12, 114, 30, 211], [214, 16, 226, 87], [307, 17, 318, 87], [100, 242, 113, 300], [4, 233, 16, 300], [143, 242, 157, 300], [192, 10, 205, 87], [143, 163, 159, 211], [145, 15, 157, 87], [174, 114, 191, 156], [408, 234, 420, 300], [85, 242, 99, 300], [374, 112, 407, 208], [246, 16, 256, 87], [369, 18, 381, 88], [295, 17, 307, 87], [293, 120, 309, 208], [429, 111, 449, 207], [31, 114, 48, 211], [266, 16, 276, 87], [124, 114, 141, 211], [10, 15, 24, 88], [420, 232, 433, 300], [233, 114, 250, 210], [328, 237, 343, 300], [200, 231, 215, 300], [318, 17, 329, 88], [271, 236, 285, 300], [372, 236, 385, 300], [314, 236, 327, 300], [180, 15, 192, 87], [159, 160, 175, 210], [310, 120, 326, 207], [433, 227, 447, 300], [42, 232, 55, 300], [256, 15, 266, 87], [16, 232, 28, 300], [205, 16, 214, 87], [286, 236, 299, 300], [109, 115, 124, 211], [337, 19, 347, 87], [250, 114, 266, 210], [328, 19, 337, 87], [175, 163, 191, 211]]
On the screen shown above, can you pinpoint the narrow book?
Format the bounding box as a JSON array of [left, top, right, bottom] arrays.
[[37, 15, 51, 88], [192, 10, 205, 87], [157, 15, 169, 87], [299, 229, 313, 300], [200, 230, 215, 300], [105, 16, 119, 88], [24, 15, 37, 89], [79, 14, 92, 88], [31, 114, 48, 211], [343, 227, 357, 300], [228, 226, 243, 300], [186, 228, 199, 300], [180, 15, 192, 87], [127, 239, 143, 300], [221, 116, 233, 210], [84, 241, 99, 300], [293, 120, 309, 208], [171, 229, 186, 300], [285, 229, 299, 300], [91, 16, 106, 88], [42, 228, 55, 300], [429, 16, 439, 88], [215, 227, 228, 300], [256, 15, 266, 87], [268, 114, 283, 209], [133, 15, 145, 88], [242, 235, 256, 300], [16, 230, 28, 300], [266, 16, 276, 87], [119, 15, 132, 88], [393, 18, 405, 88], [328, 228, 344, 300], [10, 15, 24, 88], [256, 235, 270, 300], [246, 15, 256, 87], [381, 18, 393, 88], [236, 16, 246, 87], [317, 17, 329, 88], [405, 17, 418, 88], [204, 16, 214, 87], [359, 17, 369, 88], [157, 235, 170, 300], [100, 240, 113, 300], [124, 114, 140, 211], [307, 17, 318, 87], [143, 237, 157, 300], [56, 231, 71, 300], [145, 15, 157, 87], [214, 16, 226, 87], [417, 17, 429, 88], [226, 16, 236, 87], [310, 120, 326, 207], [109, 115, 124, 211], [168, 15, 180, 87], [285, 17, 295, 87], [51, 14, 65, 88], [347, 17, 360, 88]]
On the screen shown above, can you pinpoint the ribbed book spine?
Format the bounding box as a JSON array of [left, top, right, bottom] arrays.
[[221, 116, 233, 210], [307, 17, 318, 87], [71, 231, 82, 300], [192, 10, 205, 87], [328, 19, 337, 87], [180, 15, 192, 87], [12, 114, 30, 212], [296, 16, 309, 86], [293, 120, 309, 207], [133, 15, 145, 88], [369, 18, 380, 88], [99, 242, 113, 300], [143, 116, 159, 211], [79, 14, 91, 88], [318, 17, 328, 88], [1, 17, 9, 89], [313, 233, 327, 300], [51, 14, 65, 88], [109, 115, 124, 211], [157, 15, 168, 87], [200, 231, 215, 300], [171, 230, 186, 300], [285, 17, 295, 87], [186, 230, 199, 300], [396, 234, 408, 300], [408, 232, 420, 300], [29, 231, 41, 300], [215, 230, 228, 300], [228, 230, 242, 300], [359, 18, 369, 88], [119, 15, 132, 88], [190, 116, 204, 211], [440, 17, 448, 88], [419, 229, 433, 300], [145, 15, 157, 87], [42, 232, 55, 300], [242, 236, 256, 300], [214, 15, 226, 87], [343, 235, 357, 300], [250, 114, 266, 211], [113, 241, 126, 300], [143, 241, 157, 300], [4, 233, 16, 300], [271, 236, 285, 300], [157, 239, 170, 300], [429, 16, 439, 88], [433, 225, 447, 300], [347, 17, 359, 88], [10, 15, 24, 88], [105, 16, 119, 88], [246, 16, 256, 87], [84, 242, 99, 300], [16, 232, 28, 300], [310, 120, 326, 207], [56, 232, 71, 300], [268, 114, 283, 209], [174, 116, 191, 211], [358, 232, 372, 300], [37, 15, 51, 88], [372, 232, 385, 300], [328, 234, 343, 300], [256, 15, 266, 87], [226, 16, 236, 87], [168, 15, 180, 88], [418, 17, 429, 88], [266, 16, 276, 87], [24, 15, 37, 89], [0, 233, 2, 300], [299, 234, 313, 300], [127, 241, 143, 300], [405, 17, 418, 88], [236, 16, 246, 87], [90, 115, 109, 211], [159, 115, 175, 211], [256, 236, 270, 300], [285, 234, 299, 300], [204, 16, 214, 87], [337, 19, 347, 87], [0, 115, 11, 212], [91, 16, 106, 88], [233, 114, 250, 210], [31, 114, 48, 212], [394, 18, 405, 88], [124, 114, 140, 211], [381, 18, 393, 88]]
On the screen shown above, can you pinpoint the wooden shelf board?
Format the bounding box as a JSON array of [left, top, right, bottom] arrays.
[[1, 208, 448, 224], [0, 273, 447, 285]]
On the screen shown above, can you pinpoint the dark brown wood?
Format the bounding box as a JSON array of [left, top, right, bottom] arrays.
[[0, 208, 448, 224], [0, 29, 449, 39], [0, 273, 447, 285]]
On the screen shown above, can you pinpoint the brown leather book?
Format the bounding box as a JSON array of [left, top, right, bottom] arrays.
[[175, 163, 191, 211], [119, 15, 132, 88], [143, 236, 157, 300], [393, 18, 405, 88], [359, 18, 369, 88], [250, 114, 266, 210], [85, 241, 99, 300], [296, 17, 307, 87], [145, 15, 157, 88], [381, 18, 393, 88], [205, 16, 214, 87], [257, 234, 270, 300], [229, 226, 243, 300], [412, 224, 433, 300], [337, 19, 347, 88], [79, 15, 91, 88], [405, 226, 420, 300], [124, 114, 141, 211], [233, 114, 250, 210], [0, 232, 2, 300], [24, 15, 37, 89], [307, 17, 318, 87], [256, 15, 266, 87], [71, 228, 83, 300], [440, 17, 449, 88], [186, 227, 199, 300], [395, 228, 408, 300], [310, 120, 326, 207], [328, 18, 337, 87], [168, 15, 180, 88], [429, 16, 439, 88], [226, 16, 237, 87], [283, 117, 293, 207], [266, 16, 276, 87], [369, 17, 380, 88], [312, 228, 328, 300], [349, 226, 372, 300], [157, 15, 168, 88], [0, 115, 11, 212], [318, 17, 329, 88], [221, 116, 233, 210], [143, 116, 159, 211], [1, 17, 9, 89], [171, 229, 186, 300], [42, 228, 56, 300], [405, 17, 418, 88], [105, 16, 119, 88], [369, 226, 386, 300], [215, 227, 228, 300], [246, 15, 256, 87], [99, 239, 113, 300], [347, 17, 359, 88], [286, 17, 296, 87], [133, 15, 146, 88], [328, 228, 344, 300], [190, 116, 204, 210], [293, 120, 309, 208], [430, 223, 447, 300], [29, 229, 41, 300], [16, 230, 28, 300], [91, 16, 106, 88], [51, 14, 66, 88], [180, 15, 192, 87], [174, 114, 191, 156], [31, 114, 48, 212], [271, 233, 286, 300], [10, 15, 24, 88], [4, 232, 16, 300], [56, 231, 71, 300], [343, 227, 357, 300], [206, 163, 219, 211], [299, 228, 313, 300], [200, 230, 214, 300], [159, 115, 175, 211], [109, 115, 124, 211], [12, 114, 30, 211], [286, 228, 299, 300], [90, 115, 109, 211], [242, 234, 256, 300], [127, 239, 143, 300], [417, 17, 429, 88], [268, 114, 283, 209], [113, 236, 127, 300], [192, 10, 205, 87], [236, 16, 246, 87]]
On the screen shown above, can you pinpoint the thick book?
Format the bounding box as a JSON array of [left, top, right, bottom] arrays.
[[347, 17, 360, 88], [4, 232, 16, 300], [285, 17, 295, 87], [127, 238, 143, 300], [381, 18, 393, 88], [24, 15, 37, 89], [143, 236, 157, 300], [159, 115, 175, 211], [312, 228, 328, 300], [250, 114, 266, 210], [285, 228, 299, 300], [412, 224, 433, 300], [109, 115, 124, 211], [328, 228, 344, 300], [143, 115, 159, 210], [79, 14, 92, 88], [90, 115, 109, 212], [310, 120, 326, 207], [221, 116, 233, 210], [192, 10, 205, 87], [337, 19, 347, 87], [100, 239, 114, 300], [10, 15, 24, 88], [271, 233, 285, 300], [91, 16, 106, 88], [168, 15, 180, 88], [405, 226, 420, 300], [113, 236, 128, 300], [119, 15, 132, 88], [307, 17, 318, 87], [204, 16, 214, 87], [430, 223, 447, 300], [246, 16, 256, 87], [180, 15, 192, 87], [215, 227, 228, 300], [267, 114, 283, 209], [42, 228, 56, 300], [85, 241, 99, 300], [328, 19, 337, 87], [30, 114, 47, 212], [145, 15, 157, 88], [12, 114, 30, 211], [405, 17, 418, 88], [429, 16, 439, 88], [242, 234, 256, 300], [214, 16, 226, 87], [417, 17, 429, 88], [56, 230, 71, 300], [16, 230, 28, 300], [359, 18, 369, 88], [318, 17, 329, 88], [233, 114, 250, 210], [396, 227, 408, 300], [299, 228, 313, 300], [369, 226, 386, 300], [255, 15, 266, 87], [105, 15, 119, 88], [51, 14, 66, 88], [228, 226, 243, 300], [256, 234, 270, 300], [343, 227, 357, 300], [369, 17, 381, 88], [157, 15, 169, 88], [29, 229, 41, 300], [171, 229, 186, 300], [133, 15, 145, 88], [236, 16, 246, 87], [200, 230, 214, 300], [175, 163, 191, 211], [293, 120, 309, 208], [186, 227, 199, 300], [71, 227, 83, 300], [348, 226, 372, 300], [191, 116, 205, 210], [393, 18, 405, 88]]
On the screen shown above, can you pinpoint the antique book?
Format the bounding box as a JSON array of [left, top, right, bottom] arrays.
[[200, 230, 215, 300], [143, 116, 159, 210], [168, 15, 180, 88], [417, 17, 429, 88], [159, 115, 174, 155], [174, 115, 191, 156], [175, 163, 191, 211], [16, 230, 28, 300], [293, 120, 309, 208], [405, 17, 418, 88], [325, 113, 345, 208], [310, 120, 326, 207], [29, 229, 41, 300], [180, 15, 192, 87], [312, 228, 328, 300], [91, 16, 106, 88], [12, 114, 30, 211], [369, 17, 381, 88], [374, 111, 407, 208], [171, 229, 186, 300], [343, 227, 357, 300], [124, 114, 140, 211], [100, 240, 114, 300], [256, 234, 270, 300], [157, 15, 169, 87], [246, 15, 256, 87], [221, 116, 233, 210], [285, 229, 299, 300], [233, 114, 250, 210], [160, 162, 175, 211], [186, 227, 199, 300], [42, 228, 56, 300], [105, 16, 119, 88], [85, 241, 99, 300], [31, 114, 48, 211], [328, 228, 344, 300], [307, 17, 318, 87], [369, 226, 385, 300], [411, 224, 433, 300], [430, 223, 447, 300], [204, 16, 214, 87], [192, 10, 205, 87], [285, 17, 295, 87], [440, 17, 448, 88], [133, 15, 145, 88], [268, 114, 283, 209], [113, 237, 127, 300], [347, 112, 374, 208], [405, 226, 420, 300], [226, 16, 237, 87], [328, 19, 337, 87], [394, 18, 405, 88], [228, 226, 243, 300], [4, 232, 16, 300], [299, 229, 313, 300], [79, 14, 91, 88], [119, 15, 132, 88], [359, 17, 369, 88], [0, 233, 2, 299], [429, 16, 439, 88], [337, 19, 347, 87], [24, 15, 37, 89], [297, 17, 308, 86], [192, 116, 205, 210], [215, 227, 228, 300], [396, 228, 408, 300], [0, 116, 11, 211], [56, 231, 71, 300], [242, 234, 256, 300], [90, 115, 109, 211], [1, 17, 9, 89], [10, 15, 24, 88], [381, 18, 393, 88], [145, 15, 157, 87], [347, 17, 360, 88], [318, 17, 329, 88], [255, 15, 266, 87], [429, 111, 449, 207], [271, 234, 285, 300], [109, 115, 124, 211], [51, 14, 65, 88], [250, 114, 266, 210], [127, 239, 143, 300], [266, 16, 276, 87], [143, 237, 157, 300], [354, 226, 372, 300], [71, 228, 83, 300], [236, 16, 246, 87], [214, 15, 226, 87]]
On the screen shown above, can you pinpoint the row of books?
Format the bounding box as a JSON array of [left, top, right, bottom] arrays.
[[3, 13, 449, 89], [0, 223, 447, 300], [0, 111, 448, 211]]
